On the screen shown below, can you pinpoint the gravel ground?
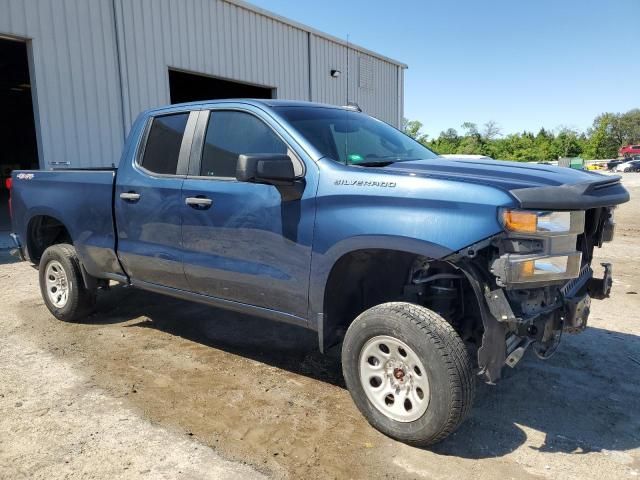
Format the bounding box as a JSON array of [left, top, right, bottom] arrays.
[[1, 175, 639, 479]]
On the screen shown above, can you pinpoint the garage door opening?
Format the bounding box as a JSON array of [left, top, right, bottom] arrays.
[[0, 37, 39, 231], [169, 69, 274, 104]]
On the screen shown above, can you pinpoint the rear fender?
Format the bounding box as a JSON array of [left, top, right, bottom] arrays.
[[23, 208, 72, 261]]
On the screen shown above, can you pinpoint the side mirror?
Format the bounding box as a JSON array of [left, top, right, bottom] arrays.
[[236, 154, 295, 186]]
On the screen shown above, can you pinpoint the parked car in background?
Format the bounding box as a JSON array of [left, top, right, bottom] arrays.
[[586, 163, 606, 171], [615, 159, 640, 172], [607, 159, 625, 171], [8, 99, 629, 446], [619, 144, 640, 159]]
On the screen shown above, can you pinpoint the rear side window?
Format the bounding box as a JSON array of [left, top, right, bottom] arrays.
[[200, 111, 287, 178], [140, 113, 189, 175]]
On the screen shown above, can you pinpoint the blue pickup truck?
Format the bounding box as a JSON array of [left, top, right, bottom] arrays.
[[9, 100, 629, 445]]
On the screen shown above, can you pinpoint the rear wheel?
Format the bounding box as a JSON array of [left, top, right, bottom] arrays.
[[39, 243, 96, 322], [342, 302, 475, 446]]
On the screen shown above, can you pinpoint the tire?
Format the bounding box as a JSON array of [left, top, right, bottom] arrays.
[[341, 302, 474, 446], [39, 243, 96, 322]]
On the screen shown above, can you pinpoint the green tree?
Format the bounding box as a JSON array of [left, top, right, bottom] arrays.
[[482, 121, 502, 140], [583, 113, 618, 159], [458, 135, 483, 154], [457, 122, 484, 154], [554, 128, 583, 158], [427, 128, 459, 154], [405, 107, 640, 162], [461, 122, 479, 137], [402, 118, 428, 144], [534, 128, 558, 160], [616, 109, 640, 145]]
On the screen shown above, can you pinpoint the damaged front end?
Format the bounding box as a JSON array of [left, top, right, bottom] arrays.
[[452, 206, 617, 384], [400, 174, 628, 384]]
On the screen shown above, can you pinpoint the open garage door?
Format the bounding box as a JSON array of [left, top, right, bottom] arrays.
[[0, 37, 39, 231], [169, 69, 274, 104]]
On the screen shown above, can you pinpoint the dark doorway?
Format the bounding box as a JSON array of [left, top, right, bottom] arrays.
[[0, 37, 39, 231], [168, 69, 274, 104]]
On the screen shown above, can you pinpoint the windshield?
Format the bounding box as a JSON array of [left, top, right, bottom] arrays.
[[275, 106, 438, 165]]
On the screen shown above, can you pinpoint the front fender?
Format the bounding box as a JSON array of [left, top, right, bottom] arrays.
[[308, 160, 514, 321], [308, 234, 452, 324]]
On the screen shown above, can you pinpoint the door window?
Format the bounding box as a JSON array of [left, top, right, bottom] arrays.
[[140, 113, 189, 175], [200, 111, 288, 178]]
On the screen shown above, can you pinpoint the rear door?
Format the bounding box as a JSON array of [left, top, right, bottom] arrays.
[[115, 110, 197, 289], [180, 105, 315, 319]]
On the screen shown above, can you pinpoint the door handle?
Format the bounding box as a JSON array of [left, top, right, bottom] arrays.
[[185, 196, 213, 208], [120, 192, 141, 202]]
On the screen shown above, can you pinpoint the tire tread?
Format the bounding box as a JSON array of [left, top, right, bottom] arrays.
[[344, 301, 475, 446], [39, 243, 96, 321]]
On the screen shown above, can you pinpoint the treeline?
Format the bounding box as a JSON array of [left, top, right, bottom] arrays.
[[403, 109, 640, 162]]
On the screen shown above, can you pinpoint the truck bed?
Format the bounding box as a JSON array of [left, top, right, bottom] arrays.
[[10, 169, 125, 280]]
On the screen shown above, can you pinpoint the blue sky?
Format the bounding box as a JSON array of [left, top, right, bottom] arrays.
[[249, 0, 640, 138]]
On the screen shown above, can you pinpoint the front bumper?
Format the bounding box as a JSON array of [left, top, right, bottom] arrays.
[[483, 262, 613, 374], [485, 263, 600, 328], [560, 263, 613, 331]]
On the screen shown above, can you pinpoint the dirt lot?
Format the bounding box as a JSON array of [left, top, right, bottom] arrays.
[[1, 176, 639, 479]]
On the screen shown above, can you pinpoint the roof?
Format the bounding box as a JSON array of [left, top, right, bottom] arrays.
[[147, 99, 355, 115], [224, 0, 408, 69], [257, 99, 357, 109]]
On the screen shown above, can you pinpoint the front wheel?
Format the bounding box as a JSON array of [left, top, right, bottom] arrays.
[[341, 302, 475, 446], [39, 243, 96, 322]]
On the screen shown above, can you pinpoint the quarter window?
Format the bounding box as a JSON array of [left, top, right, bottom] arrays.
[[140, 113, 189, 175], [200, 111, 288, 178]]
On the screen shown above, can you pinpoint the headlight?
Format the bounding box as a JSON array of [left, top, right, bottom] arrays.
[[493, 209, 586, 286], [501, 209, 585, 235], [507, 253, 582, 284]]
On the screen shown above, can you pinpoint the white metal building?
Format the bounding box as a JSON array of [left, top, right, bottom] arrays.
[[0, 0, 406, 176]]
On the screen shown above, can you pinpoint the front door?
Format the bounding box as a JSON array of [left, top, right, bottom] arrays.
[[180, 107, 315, 319], [115, 111, 196, 290]]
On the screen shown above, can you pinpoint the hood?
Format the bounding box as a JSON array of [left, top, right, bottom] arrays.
[[383, 157, 593, 190], [373, 157, 629, 210]]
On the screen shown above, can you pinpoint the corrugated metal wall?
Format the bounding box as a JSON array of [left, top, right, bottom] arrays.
[[113, 0, 312, 131], [1, 0, 405, 168], [310, 35, 402, 127], [0, 0, 125, 168]]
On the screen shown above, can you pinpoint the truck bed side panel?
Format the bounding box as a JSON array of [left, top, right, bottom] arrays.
[[10, 170, 124, 279]]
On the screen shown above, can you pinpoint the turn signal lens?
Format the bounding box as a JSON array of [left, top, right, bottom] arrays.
[[502, 210, 537, 233], [518, 260, 536, 277]]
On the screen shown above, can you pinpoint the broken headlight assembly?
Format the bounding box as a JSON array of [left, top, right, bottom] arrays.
[[492, 209, 586, 286]]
